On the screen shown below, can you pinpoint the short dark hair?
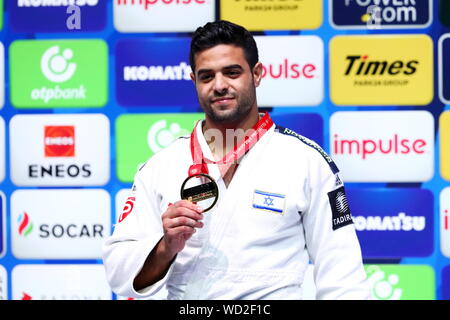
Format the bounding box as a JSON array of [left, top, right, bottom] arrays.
[[189, 20, 259, 72]]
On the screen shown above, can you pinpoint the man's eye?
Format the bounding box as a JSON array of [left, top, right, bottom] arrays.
[[200, 74, 212, 81], [227, 70, 241, 77]]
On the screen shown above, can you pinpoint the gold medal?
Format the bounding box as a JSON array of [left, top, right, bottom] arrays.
[[180, 173, 219, 212]]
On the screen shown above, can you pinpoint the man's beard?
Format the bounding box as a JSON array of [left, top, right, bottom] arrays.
[[201, 86, 256, 124]]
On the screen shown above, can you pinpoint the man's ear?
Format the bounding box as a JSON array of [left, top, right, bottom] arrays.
[[190, 71, 196, 84], [252, 62, 263, 87]]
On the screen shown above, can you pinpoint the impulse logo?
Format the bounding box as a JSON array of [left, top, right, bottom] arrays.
[[255, 35, 323, 106], [116, 0, 205, 10], [440, 187, 450, 258], [261, 60, 316, 79], [333, 133, 427, 160], [330, 111, 434, 182], [44, 126, 75, 157], [18, 212, 33, 237], [348, 188, 433, 258]]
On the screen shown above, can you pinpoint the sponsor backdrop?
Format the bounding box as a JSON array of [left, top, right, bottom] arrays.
[[0, 0, 449, 300]]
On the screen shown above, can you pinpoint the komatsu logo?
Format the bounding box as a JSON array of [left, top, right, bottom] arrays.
[[18, 0, 99, 6], [353, 212, 426, 231], [123, 62, 191, 81]]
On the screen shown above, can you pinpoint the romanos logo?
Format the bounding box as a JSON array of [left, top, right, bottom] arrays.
[[17, 0, 99, 7], [10, 39, 107, 108], [330, 35, 433, 105], [220, 0, 322, 31]]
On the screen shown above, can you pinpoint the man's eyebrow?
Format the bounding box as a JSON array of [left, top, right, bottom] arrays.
[[196, 64, 244, 76]]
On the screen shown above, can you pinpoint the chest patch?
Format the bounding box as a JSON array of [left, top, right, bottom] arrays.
[[252, 190, 286, 214]]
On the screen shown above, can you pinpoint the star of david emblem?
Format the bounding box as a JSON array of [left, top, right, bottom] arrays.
[[264, 196, 274, 206]]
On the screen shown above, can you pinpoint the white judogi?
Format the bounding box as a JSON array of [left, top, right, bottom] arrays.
[[102, 119, 371, 300]]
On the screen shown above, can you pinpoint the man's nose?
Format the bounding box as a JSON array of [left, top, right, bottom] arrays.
[[213, 74, 228, 94]]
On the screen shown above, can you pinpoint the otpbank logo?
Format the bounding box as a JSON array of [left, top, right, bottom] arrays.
[[10, 114, 110, 186], [365, 265, 435, 300], [116, 38, 197, 107], [9, 39, 108, 108], [440, 111, 450, 181], [330, 0, 432, 29], [116, 113, 203, 182], [12, 264, 112, 300], [440, 187, 450, 258], [438, 34, 450, 105], [348, 188, 433, 258], [0, 192, 5, 259], [11, 189, 110, 259], [330, 111, 434, 182], [330, 35, 433, 106], [9, 0, 107, 32], [220, 0, 322, 31], [255, 36, 323, 107], [114, 0, 214, 32]]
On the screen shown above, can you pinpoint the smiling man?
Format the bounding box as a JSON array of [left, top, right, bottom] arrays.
[[102, 20, 371, 300]]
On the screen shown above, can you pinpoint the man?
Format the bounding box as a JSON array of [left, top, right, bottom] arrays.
[[102, 20, 371, 300]]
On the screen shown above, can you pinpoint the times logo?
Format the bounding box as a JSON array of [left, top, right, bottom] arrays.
[[330, 35, 433, 106]]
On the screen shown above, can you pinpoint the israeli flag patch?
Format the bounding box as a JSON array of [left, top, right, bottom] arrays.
[[253, 190, 286, 214]]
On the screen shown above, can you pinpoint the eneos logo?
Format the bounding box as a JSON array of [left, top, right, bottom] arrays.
[[330, 111, 434, 182], [255, 36, 323, 106], [440, 187, 450, 258], [330, 0, 432, 29], [10, 114, 110, 187], [348, 188, 433, 258], [330, 35, 433, 106], [44, 126, 75, 157], [365, 265, 435, 300], [10, 39, 108, 108], [116, 38, 197, 107], [10, 0, 106, 32], [114, 0, 214, 32], [11, 189, 110, 259], [440, 111, 450, 181], [116, 113, 203, 182], [220, 0, 322, 31]]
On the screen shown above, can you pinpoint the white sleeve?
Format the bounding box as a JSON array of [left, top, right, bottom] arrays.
[[102, 166, 173, 299], [302, 151, 372, 300]]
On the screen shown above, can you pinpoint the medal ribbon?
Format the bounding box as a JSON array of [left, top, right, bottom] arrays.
[[188, 112, 273, 177]]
